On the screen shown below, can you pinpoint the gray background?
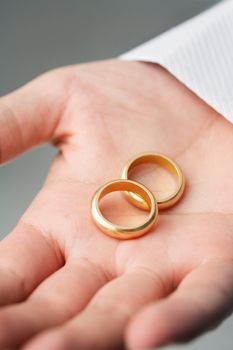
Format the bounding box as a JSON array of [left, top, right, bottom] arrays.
[[0, 1, 232, 349]]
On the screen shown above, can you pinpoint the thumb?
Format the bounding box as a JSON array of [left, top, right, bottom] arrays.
[[0, 70, 67, 164]]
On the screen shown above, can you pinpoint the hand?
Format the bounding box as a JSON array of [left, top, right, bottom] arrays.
[[0, 59, 233, 350]]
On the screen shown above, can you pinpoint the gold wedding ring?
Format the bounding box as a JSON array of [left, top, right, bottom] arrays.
[[91, 179, 158, 240], [121, 152, 185, 210]]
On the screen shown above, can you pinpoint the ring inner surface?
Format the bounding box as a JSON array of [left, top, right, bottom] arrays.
[[99, 181, 152, 209], [126, 154, 182, 203]]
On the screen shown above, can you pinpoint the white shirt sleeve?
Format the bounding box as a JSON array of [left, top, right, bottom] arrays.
[[120, 0, 233, 124]]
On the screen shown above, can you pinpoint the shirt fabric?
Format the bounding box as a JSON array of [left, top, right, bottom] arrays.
[[120, 0, 233, 124]]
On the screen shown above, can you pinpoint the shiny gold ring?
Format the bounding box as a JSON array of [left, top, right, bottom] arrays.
[[91, 179, 158, 240], [121, 152, 185, 210]]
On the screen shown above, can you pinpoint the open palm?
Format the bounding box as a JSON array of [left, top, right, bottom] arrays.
[[1, 60, 233, 350]]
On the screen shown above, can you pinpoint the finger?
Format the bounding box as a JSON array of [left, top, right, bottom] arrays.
[[0, 222, 61, 306], [23, 267, 171, 350], [0, 70, 66, 163], [126, 260, 233, 349], [0, 258, 107, 348]]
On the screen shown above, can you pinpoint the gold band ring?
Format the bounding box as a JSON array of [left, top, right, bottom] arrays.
[[121, 152, 185, 210], [91, 179, 158, 240]]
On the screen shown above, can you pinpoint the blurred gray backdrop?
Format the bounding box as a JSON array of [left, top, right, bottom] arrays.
[[0, 1, 232, 349]]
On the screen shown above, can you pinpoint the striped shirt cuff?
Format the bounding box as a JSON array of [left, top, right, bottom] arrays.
[[120, 0, 233, 124]]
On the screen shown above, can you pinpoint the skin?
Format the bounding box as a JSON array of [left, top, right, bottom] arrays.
[[0, 59, 233, 350]]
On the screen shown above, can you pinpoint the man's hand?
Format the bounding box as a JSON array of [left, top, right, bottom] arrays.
[[0, 59, 233, 350]]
